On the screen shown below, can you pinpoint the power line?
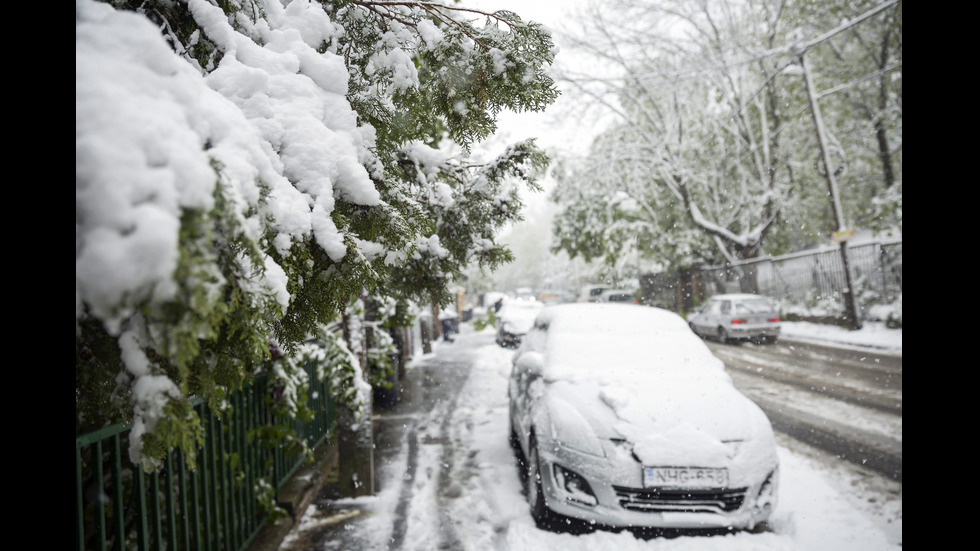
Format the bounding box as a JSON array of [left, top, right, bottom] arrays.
[[817, 62, 902, 100]]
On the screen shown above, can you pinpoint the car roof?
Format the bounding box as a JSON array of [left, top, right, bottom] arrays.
[[531, 303, 723, 374], [535, 303, 690, 336]]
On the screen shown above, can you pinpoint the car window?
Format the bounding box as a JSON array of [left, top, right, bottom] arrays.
[[737, 299, 775, 314], [720, 301, 731, 315]]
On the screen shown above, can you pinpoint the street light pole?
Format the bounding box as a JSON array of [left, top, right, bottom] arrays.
[[798, 50, 862, 330]]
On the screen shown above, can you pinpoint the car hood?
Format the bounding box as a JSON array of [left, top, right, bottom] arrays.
[[544, 374, 771, 467]]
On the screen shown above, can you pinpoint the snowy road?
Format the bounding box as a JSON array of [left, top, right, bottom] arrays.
[[705, 340, 902, 481], [279, 326, 901, 551]]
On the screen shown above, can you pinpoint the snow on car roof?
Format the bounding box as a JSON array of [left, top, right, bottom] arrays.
[[537, 302, 687, 330], [533, 303, 726, 383]]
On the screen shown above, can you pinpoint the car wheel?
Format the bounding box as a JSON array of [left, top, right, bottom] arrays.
[[717, 327, 729, 344], [527, 434, 557, 528], [510, 412, 528, 482], [763, 336, 778, 345]]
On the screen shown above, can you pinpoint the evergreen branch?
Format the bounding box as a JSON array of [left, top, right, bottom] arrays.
[[352, 1, 526, 51]]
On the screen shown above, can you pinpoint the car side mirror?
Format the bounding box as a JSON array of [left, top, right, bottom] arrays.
[[515, 351, 546, 379]]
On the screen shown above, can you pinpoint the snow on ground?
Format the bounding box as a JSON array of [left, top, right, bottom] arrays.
[[290, 320, 901, 550]]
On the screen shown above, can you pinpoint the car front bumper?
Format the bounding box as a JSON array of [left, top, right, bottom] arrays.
[[537, 439, 778, 531]]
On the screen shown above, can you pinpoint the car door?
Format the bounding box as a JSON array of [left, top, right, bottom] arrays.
[[692, 300, 716, 334], [719, 299, 733, 326], [509, 322, 548, 444]]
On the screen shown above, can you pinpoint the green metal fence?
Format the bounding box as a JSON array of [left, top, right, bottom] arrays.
[[75, 363, 337, 551]]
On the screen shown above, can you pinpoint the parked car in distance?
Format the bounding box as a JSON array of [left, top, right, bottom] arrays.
[[508, 303, 779, 532], [597, 289, 637, 304], [688, 293, 781, 344], [495, 300, 545, 348], [539, 289, 576, 305], [576, 284, 609, 303]]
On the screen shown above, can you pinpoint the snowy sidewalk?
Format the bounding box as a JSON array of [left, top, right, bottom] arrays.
[[779, 321, 901, 355]]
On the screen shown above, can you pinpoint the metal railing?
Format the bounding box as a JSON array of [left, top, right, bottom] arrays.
[[75, 363, 337, 551], [698, 239, 902, 321]]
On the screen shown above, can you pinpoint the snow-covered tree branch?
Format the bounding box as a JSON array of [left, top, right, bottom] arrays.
[[76, 0, 557, 469], [550, 0, 900, 273]]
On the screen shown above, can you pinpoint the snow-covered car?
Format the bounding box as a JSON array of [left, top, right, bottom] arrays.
[[688, 293, 781, 344], [507, 303, 779, 532], [496, 300, 545, 348]]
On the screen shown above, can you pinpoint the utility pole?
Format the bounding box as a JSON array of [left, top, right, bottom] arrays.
[[799, 50, 862, 330]]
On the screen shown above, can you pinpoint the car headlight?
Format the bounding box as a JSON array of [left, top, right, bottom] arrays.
[[546, 399, 605, 457]]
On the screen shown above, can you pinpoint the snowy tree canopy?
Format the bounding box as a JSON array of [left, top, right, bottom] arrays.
[[76, 0, 558, 469], [550, 0, 901, 272]]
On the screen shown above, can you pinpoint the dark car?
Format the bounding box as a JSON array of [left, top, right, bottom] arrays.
[[688, 293, 781, 344]]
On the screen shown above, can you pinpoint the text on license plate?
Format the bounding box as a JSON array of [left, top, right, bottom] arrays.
[[643, 467, 729, 488]]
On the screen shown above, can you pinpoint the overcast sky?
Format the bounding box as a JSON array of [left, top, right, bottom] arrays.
[[466, 0, 598, 158]]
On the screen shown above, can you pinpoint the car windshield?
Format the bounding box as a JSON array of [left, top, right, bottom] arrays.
[[735, 298, 775, 314]]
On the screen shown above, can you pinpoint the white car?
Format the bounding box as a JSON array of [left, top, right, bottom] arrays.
[[576, 284, 609, 303], [688, 293, 781, 344], [508, 303, 778, 532]]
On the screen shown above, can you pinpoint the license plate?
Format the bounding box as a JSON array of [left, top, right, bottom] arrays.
[[643, 467, 729, 488]]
